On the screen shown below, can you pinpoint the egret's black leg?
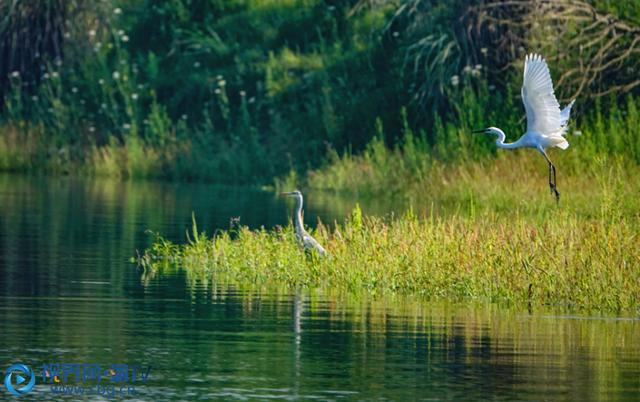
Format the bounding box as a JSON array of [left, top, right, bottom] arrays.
[[550, 162, 560, 202], [541, 149, 560, 203]]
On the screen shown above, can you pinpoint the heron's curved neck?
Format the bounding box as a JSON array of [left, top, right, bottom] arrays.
[[492, 128, 523, 149], [293, 196, 304, 234]]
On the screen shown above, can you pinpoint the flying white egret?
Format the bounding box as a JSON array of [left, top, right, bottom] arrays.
[[474, 53, 575, 201], [281, 190, 327, 256]]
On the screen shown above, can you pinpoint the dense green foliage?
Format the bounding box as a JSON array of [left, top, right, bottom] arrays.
[[1, 0, 639, 182], [1, 0, 399, 180]]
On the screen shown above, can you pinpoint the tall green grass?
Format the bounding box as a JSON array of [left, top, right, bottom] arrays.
[[140, 154, 640, 313], [307, 88, 640, 197]]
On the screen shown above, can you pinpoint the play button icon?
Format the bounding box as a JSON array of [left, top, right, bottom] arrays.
[[4, 363, 36, 396]]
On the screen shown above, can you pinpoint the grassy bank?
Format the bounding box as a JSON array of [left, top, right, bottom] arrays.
[[305, 93, 640, 197], [139, 156, 640, 313]]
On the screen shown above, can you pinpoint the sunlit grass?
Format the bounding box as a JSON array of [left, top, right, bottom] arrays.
[[140, 156, 640, 313]]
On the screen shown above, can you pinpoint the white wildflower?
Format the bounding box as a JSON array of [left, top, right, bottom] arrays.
[[121, 35, 129, 42], [193, 61, 201, 68], [123, 123, 131, 130], [98, 79, 105, 85], [10, 71, 20, 78], [451, 75, 460, 86], [573, 130, 583, 136], [112, 71, 120, 80], [114, 7, 122, 15], [214, 88, 221, 94], [131, 93, 138, 100], [218, 80, 226, 87], [239, 90, 246, 97], [72, 87, 78, 93], [89, 29, 96, 37]]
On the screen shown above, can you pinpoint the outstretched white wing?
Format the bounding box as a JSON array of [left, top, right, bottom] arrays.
[[560, 99, 575, 127], [521, 54, 563, 136]]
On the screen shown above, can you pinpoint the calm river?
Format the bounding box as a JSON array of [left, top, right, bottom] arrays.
[[0, 174, 638, 401]]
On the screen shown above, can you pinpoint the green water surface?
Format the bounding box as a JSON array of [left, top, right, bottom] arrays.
[[0, 175, 638, 401]]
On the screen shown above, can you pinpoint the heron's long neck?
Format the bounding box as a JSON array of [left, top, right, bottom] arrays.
[[493, 129, 523, 149], [294, 196, 304, 234]]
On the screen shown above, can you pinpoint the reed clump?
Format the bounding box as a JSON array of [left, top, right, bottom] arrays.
[[140, 159, 640, 313]]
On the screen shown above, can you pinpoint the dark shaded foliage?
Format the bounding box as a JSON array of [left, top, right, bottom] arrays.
[[0, 0, 104, 101]]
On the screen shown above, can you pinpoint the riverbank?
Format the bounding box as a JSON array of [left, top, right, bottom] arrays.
[[139, 156, 640, 313], [2, 1, 639, 185]]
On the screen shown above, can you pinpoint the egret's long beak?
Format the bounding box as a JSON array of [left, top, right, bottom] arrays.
[[280, 192, 293, 196], [472, 128, 488, 134]]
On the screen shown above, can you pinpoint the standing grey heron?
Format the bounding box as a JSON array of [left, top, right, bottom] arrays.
[[474, 53, 576, 201], [281, 190, 327, 256]]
